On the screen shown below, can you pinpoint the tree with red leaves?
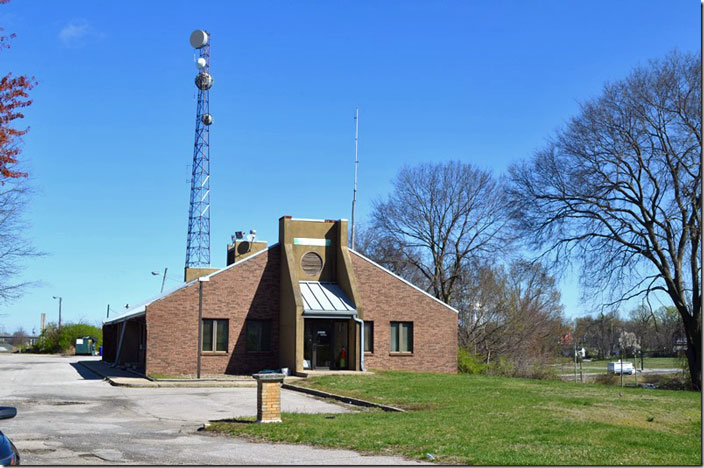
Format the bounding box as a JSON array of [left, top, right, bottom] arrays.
[[0, 0, 36, 181], [0, 0, 39, 302]]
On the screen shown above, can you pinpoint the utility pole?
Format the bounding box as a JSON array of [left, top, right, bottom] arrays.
[[574, 339, 578, 383], [619, 340, 624, 397], [52, 296, 62, 331], [573, 317, 577, 383], [350, 107, 359, 250]]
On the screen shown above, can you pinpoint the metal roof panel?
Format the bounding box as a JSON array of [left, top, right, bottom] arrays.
[[299, 281, 356, 315]]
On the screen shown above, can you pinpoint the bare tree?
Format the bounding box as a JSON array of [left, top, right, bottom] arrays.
[[508, 51, 701, 389], [0, 3, 38, 302], [10, 326, 27, 346], [353, 223, 429, 289], [627, 305, 655, 366], [575, 314, 621, 359], [459, 259, 564, 370], [370, 161, 512, 305], [652, 305, 685, 356], [0, 182, 36, 301]]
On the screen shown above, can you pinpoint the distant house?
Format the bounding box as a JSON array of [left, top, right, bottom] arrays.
[[673, 338, 687, 352], [102, 217, 458, 376]]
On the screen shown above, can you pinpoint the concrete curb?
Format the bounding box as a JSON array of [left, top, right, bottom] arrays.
[[282, 383, 406, 413], [76, 361, 300, 388]]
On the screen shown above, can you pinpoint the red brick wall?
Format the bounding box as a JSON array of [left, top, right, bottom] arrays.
[[351, 252, 458, 373], [146, 246, 281, 376]]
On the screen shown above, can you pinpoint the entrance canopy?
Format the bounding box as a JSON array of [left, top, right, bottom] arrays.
[[300, 281, 356, 317]]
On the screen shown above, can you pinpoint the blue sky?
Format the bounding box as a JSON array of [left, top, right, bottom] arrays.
[[0, 1, 699, 333]]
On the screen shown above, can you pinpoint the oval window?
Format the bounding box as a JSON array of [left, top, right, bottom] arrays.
[[301, 252, 323, 275]]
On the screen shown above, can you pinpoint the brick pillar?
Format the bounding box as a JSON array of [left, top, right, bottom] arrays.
[[253, 373, 284, 423]]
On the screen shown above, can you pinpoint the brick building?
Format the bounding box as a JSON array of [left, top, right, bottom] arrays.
[[102, 217, 458, 376]]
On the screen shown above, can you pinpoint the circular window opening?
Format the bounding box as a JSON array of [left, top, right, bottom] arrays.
[[301, 252, 323, 275]]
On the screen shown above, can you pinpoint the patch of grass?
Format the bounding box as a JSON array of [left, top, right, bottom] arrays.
[[147, 373, 190, 380], [207, 371, 701, 465]]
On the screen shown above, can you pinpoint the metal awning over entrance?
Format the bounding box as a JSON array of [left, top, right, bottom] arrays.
[[300, 281, 356, 317]]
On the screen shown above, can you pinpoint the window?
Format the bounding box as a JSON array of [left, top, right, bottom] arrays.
[[202, 319, 228, 352], [246, 320, 272, 353], [364, 321, 374, 353], [390, 322, 413, 353]]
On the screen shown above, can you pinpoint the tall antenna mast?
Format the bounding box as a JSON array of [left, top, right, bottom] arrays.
[[350, 107, 359, 250], [185, 29, 214, 270]]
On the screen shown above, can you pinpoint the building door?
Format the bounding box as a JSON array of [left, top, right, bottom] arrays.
[[312, 321, 332, 369], [304, 319, 350, 370]]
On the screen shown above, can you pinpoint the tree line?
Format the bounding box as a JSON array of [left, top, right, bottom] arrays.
[[575, 305, 685, 361], [355, 51, 701, 389]]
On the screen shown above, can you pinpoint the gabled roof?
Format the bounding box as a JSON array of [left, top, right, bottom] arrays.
[[300, 281, 356, 317], [349, 249, 459, 314], [104, 244, 278, 325]]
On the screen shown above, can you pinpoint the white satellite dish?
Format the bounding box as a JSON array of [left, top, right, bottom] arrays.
[[196, 57, 207, 69], [190, 30, 209, 49]]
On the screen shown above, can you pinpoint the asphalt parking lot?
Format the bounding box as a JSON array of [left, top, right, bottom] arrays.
[[0, 354, 421, 465]]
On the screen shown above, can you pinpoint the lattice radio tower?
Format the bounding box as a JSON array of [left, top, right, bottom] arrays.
[[185, 29, 214, 269]]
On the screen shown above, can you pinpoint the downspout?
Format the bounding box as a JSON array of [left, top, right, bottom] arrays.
[[353, 315, 365, 372]]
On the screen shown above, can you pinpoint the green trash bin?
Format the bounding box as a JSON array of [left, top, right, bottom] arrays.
[[75, 336, 96, 355]]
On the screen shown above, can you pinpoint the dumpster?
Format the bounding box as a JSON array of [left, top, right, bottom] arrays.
[[75, 336, 97, 355]]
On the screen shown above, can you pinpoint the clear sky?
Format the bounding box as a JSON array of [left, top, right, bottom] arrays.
[[0, 1, 699, 333]]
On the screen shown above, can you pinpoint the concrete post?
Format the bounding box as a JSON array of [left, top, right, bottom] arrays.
[[253, 373, 284, 423]]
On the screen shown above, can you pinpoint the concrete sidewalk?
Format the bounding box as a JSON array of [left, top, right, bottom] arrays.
[[78, 359, 304, 388]]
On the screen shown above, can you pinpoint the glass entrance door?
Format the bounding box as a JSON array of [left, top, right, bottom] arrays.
[[304, 319, 350, 370], [313, 321, 332, 369]]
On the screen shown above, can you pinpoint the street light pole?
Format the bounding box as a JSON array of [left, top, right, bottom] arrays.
[[151, 267, 169, 294], [52, 296, 62, 331], [160, 267, 167, 294]]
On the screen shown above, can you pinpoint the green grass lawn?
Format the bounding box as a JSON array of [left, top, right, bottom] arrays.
[[207, 371, 701, 465]]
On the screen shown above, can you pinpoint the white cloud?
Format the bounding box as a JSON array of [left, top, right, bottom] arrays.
[[58, 20, 99, 47]]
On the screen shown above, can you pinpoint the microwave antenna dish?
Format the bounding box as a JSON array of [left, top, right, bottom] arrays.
[[190, 29, 209, 49]]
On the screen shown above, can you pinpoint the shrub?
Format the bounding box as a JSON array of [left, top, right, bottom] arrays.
[[517, 359, 559, 380], [457, 349, 487, 374], [485, 356, 517, 377], [593, 373, 620, 386], [32, 322, 102, 354], [642, 372, 693, 391]]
